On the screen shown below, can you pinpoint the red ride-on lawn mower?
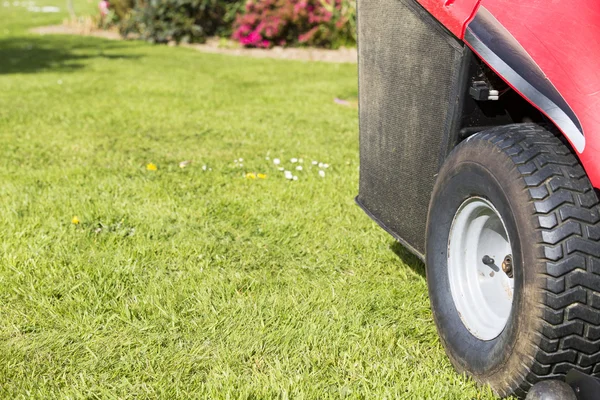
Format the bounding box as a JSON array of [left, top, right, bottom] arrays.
[[356, 0, 600, 398]]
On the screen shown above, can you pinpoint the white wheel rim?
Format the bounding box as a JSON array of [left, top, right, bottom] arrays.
[[447, 197, 514, 341]]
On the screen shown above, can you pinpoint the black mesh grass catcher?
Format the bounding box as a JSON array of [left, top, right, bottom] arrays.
[[356, 0, 469, 259]]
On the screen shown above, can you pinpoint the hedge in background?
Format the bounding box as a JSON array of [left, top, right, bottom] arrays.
[[111, 0, 135, 22], [112, 0, 356, 48], [232, 0, 355, 48], [122, 0, 245, 43]]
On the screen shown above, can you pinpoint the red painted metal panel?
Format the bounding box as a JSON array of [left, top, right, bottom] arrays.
[[413, 0, 600, 186], [415, 0, 481, 38], [476, 0, 600, 187]]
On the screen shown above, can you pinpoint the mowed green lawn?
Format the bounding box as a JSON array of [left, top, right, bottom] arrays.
[[0, 4, 498, 399]]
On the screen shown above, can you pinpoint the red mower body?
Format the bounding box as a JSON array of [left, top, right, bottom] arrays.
[[418, 0, 600, 188], [356, 3, 600, 395]]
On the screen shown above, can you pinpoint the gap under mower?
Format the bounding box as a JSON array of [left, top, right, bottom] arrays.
[[356, 0, 600, 398]]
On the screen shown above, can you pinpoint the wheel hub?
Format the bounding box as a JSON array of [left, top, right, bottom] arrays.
[[447, 197, 514, 341]]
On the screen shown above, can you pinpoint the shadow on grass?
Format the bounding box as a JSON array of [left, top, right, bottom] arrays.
[[390, 240, 426, 278], [0, 36, 140, 74]]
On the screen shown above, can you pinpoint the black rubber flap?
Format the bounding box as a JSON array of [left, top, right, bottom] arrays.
[[357, 0, 464, 256]]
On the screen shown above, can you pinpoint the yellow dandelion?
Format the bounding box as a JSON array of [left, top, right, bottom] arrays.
[[71, 216, 80, 225], [146, 163, 158, 171], [257, 173, 267, 179], [246, 172, 256, 179]]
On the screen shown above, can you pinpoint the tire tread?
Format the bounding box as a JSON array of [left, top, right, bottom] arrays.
[[478, 124, 600, 395]]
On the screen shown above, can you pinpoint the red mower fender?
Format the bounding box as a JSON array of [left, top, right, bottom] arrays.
[[478, 0, 600, 188], [416, 0, 600, 188], [415, 0, 480, 38]]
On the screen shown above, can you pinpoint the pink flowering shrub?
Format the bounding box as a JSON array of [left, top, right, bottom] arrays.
[[232, 0, 355, 48]]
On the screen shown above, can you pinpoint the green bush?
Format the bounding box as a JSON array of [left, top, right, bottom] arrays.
[[111, 0, 135, 21], [122, 0, 245, 44], [110, 0, 355, 48]]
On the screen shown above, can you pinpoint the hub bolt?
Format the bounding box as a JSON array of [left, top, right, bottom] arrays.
[[502, 255, 513, 278]]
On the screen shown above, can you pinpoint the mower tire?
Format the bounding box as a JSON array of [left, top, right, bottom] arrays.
[[426, 124, 600, 398]]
